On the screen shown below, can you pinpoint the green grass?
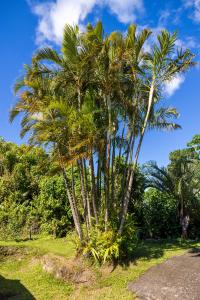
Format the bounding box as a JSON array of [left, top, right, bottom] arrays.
[[0, 249, 73, 300], [0, 237, 199, 300], [0, 235, 75, 258]]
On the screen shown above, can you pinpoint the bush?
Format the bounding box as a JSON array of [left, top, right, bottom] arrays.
[[80, 228, 121, 264], [35, 175, 72, 237], [119, 214, 138, 260], [0, 201, 31, 240], [74, 217, 137, 265], [143, 188, 180, 238]]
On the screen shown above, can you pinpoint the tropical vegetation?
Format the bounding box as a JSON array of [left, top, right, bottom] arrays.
[[1, 21, 198, 262]]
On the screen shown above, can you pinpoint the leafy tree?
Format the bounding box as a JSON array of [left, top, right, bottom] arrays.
[[143, 188, 178, 238], [0, 138, 88, 240], [36, 175, 72, 237]]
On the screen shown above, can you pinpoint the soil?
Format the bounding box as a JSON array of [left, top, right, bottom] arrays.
[[129, 248, 200, 300], [41, 254, 96, 284]]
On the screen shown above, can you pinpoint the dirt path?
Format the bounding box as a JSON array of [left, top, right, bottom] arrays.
[[128, 248, 200, 300]]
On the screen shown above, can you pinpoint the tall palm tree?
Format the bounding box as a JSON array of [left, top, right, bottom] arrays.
[[118, 30, 195, 234], [10, 63, 86, 240]]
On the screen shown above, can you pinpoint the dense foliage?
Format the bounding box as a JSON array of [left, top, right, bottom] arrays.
[[0, 135, 200, 258], [0, 139, 72, 239], [144, 135, 200, 239]]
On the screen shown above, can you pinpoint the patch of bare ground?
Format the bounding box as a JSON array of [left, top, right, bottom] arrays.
[[0, 246, 30, 261], [40, 254, 96, 285]]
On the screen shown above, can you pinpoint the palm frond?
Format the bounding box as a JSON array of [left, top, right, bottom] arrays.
[[34, 48, 63, 65]]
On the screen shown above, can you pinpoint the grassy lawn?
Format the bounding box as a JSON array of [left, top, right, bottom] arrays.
[[0, 235, 75, 258], [0, 237, 199, 300], [0, 261, 73, 300]]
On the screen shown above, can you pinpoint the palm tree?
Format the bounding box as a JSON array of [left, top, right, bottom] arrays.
[[34, 23, 106, 228], [10, 63, 86, 240], [144, 152, 200, 238], [118, 30, 195, 234]]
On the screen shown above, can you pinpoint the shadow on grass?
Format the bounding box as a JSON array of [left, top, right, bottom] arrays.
[[15, 236, 39, 243], [116, 239, 200, 269], [188, 246, 200, 257], [0, 275, 35, 300]]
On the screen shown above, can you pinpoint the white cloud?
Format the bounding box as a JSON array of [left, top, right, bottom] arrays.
[[31, 0, 98, 44], [158, 6, 186, 27], [29, 0, 144, 44], [106, 0, 144, 23], [183, 0, 200, 22], [164, 75, 185, 97], [158, 9, 171, 26], [175, 36, 200, 55]]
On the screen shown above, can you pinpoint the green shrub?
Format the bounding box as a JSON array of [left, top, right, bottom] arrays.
[[143, 188, 179, 238], [35, 175, 72, 237], [81, 228, 121, 264], [73, 218, 137, 265], [0, 201, 29, 240]]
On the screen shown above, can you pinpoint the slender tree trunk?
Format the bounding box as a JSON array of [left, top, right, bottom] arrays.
[[89, 152, 98, 224], [179, 191, 188, 239], [105, 139, 111, 231], [118, 81, 155, 235], [120, 132, 133, 200], [83, 158, 92, 227], [125, 133, 136, 192], [57, 145, 83, 241], [118, 119, 126, 161], [62, 169, 83, 241], [97, 153, 101, 211], [105, 95, 112, 231], [77, 85, 81, 110], [126, 133, 134, 164], [118, 132, 134, 222], [180, 213, 190, 239], [71, 164, 76, 201], [111, 136, 116, 207], [77, 159, 90, 230]]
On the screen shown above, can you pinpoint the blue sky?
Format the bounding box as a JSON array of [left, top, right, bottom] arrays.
[[0, 0, 200, 166]]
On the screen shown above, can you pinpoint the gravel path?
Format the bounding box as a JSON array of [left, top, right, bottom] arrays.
[[128, 248, 200, 300]]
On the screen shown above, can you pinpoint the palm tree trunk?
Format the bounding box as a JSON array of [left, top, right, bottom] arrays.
[[62, 169, 83, 241], [118, 81, 155, 235], [105, 95, 112, 231], [111, 136, 116, 207], [118, 119, 126, 161], [120, 132, 133, 201], [83, 158, 92, 227], [89, 152, 98, 224], [71, 164, 76, 201], [105, 136, 111, 231], [125, 133, 136, 191], [77, 159, 90, 229], [77, 85, 81, 110], [97, 153, 101, 210], [179, 192, 188, 239]]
